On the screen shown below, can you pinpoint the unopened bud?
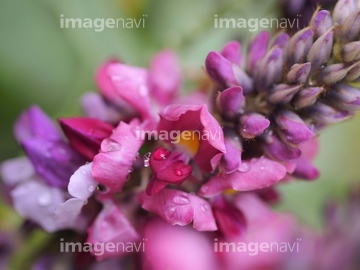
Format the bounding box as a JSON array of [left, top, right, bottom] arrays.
[[268, 84, 303, 104], [287, 62, 311, 84]]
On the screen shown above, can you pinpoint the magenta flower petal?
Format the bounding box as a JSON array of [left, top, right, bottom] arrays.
[[22, 139, 85, 188], [0, 157, 34, 186], [59, 117, 113, 161], [157, 104, 225, 172], [239, 112, 270, 139], [92, 119, 144, 192], [14, 105, 62, 143], [96, 59, 156, 127], [87, 200, 140, 260], [139, 188, 217, 231], [220, 128, 242, 174], [220, 41, 242, 65], [149, 50, 181, 106], [142, 218, 219, 270], [199, 156, 287, 197], [212, 196, 246, 240]]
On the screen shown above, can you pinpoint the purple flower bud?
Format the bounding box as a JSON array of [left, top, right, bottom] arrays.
[[239, 113, 270, 139], [14, 106, 62, 144], [327, 83, 360, 111], [286, 27, 314, 66], [286, 62, 311, 84], [319, 63, 357, 85], [221, 127, 242, 174], [255, 47, 283, 91], [292, 86, 324, 109], [232, 65, 254, 95], [275, 110, 313, 145], [307, 101, 354, 124], [340, 9, 360, 42], [309, 10, 333, 38], [268, 84, 302, 104], [269, 31, 290, 51], [307, 30, 333, 70], [246, 31, 269, 75], [262, 134, 302, 162], [292, 156, 320, 180], [341, 41, 360, 63], [205, 51, 237, 87], [333, 0, 356, 24], [345, 63, 360, 81], [220, 41, 241, 65], [216, 86, 245, 118]]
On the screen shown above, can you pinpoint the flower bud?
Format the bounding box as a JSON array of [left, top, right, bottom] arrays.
[[345, 63, 360, 81], [262, 134, 302, 162], [269, 31, 290, 51], [327, 83, 360, 111], [340, 9, 360, 42], [309, 9, 333, 38], [221, 127, 242, 174], [292, 86, 324, 109], [268, 84, 302, 104], [216, 86, 245, 118], [319, 63, 356, 85], [232, 65, 254, 95], [307, 30, 333, 70], [205, 51, 237, 87], [307, 101, 354, 124], [255, 47, 283, 91], [275, 110, 313, 145], [221, 41, 241, 65], [286, 62, 311, 84], [239, 113, 270, 139], [286, 27, 314, 66], [341, 41, 360, 63], [333, 0, 356, 24], [246, 31, 269, 75]]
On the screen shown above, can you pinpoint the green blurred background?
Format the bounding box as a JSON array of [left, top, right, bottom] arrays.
[[0, 0, 359, 230]]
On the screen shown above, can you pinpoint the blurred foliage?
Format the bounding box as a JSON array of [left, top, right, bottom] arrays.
[[0, 0, 360, 231]]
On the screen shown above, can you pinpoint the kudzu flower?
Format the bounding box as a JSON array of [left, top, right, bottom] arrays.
[[1, 1, 360, 268]]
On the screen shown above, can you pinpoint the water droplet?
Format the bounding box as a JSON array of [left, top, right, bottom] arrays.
[[112, 128, 116, 133], [138, 85, 148, 97], [143, 152, 152, 167], [102, 138, 121, 152], [88, 185, 95, 192], [238, 163, 250, 172], [128, 167, 134, 173], [153, 148, 170, 160], [174, 169, 183, 176], [260, 166, 265, 170], [201, 204, 208, 212], [38, 193, 51, 206], [81, 170, 87, 175], [173, 195, 190, 205]]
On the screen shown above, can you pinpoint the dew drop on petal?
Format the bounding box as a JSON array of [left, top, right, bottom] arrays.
[[173, 195, 190, 205], [128, 167, 134, 173], [201, 185, 209, 193], [38, 193, 51, 206], [153, 148, 170, 160], [88, 185, 95, 192], [102, 138, 121, 152], [81, 170, 87, 175], [201, 204, 208, 212], [143, 152, 152, 167], [238, 163, 250, 172], [174, 169, 183, 176]]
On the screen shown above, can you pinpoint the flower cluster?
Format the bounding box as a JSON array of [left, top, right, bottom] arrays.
[[1, 0, 360, 269]]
